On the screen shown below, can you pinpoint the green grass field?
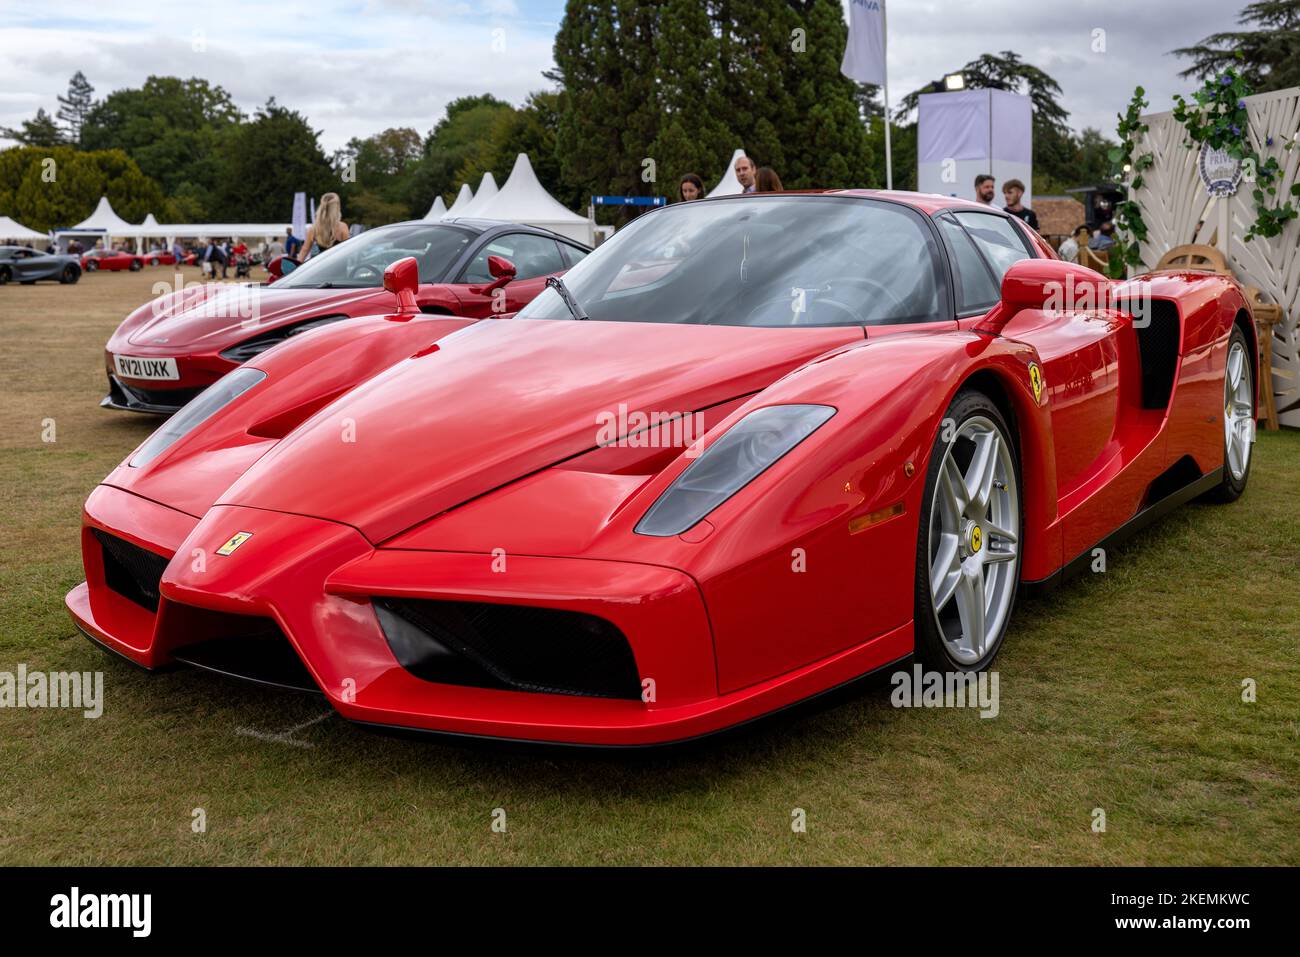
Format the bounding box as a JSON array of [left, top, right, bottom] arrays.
[[2, 270, 1297, 865]]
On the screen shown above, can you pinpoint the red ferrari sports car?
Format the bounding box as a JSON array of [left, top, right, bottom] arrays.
[[101, 219, 590, 414], [82, 248, 148, 272], [67, 191, 1257, 747]]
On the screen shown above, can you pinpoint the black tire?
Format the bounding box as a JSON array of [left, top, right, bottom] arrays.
[[85, 260, 98, 271], [129, 259, 143, 271], [60, 266, 80, 284], [0, 266, 10, 285], [1204, 324, 1254, 504], [913, 388, 1023, 672]]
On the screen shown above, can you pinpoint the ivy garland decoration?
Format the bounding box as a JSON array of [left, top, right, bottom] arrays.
[[1105, 87, 1153, 279], [1172, 64, 1300, 242]]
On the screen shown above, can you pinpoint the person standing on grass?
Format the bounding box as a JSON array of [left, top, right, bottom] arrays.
[[1001, 179, 1039, 230], [678, 173, 705, 202], [284, 226, 303, 259], [301, 192, 350, 261]]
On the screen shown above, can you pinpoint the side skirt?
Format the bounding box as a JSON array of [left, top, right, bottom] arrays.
[[1021, 466, 1224, 598]]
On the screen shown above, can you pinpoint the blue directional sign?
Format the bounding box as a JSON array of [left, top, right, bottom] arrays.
[[591, 195, 667, 207]]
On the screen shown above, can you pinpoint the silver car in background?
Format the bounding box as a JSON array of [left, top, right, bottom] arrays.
[[0, 245, 82, 285]]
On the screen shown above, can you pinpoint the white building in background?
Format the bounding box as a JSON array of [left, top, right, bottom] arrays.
[[444, 183, 475, 218], [51, 196, 289, 252], [469, 153, 595, 246], [458, 172, 499, 217]]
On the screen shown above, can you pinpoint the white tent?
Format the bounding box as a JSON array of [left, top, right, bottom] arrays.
[[0, 215, 47, 243], [458, 172, 499, 218], [140, 213, 161, 231], [72, 196, 133, 234], [707, 149, 748, 198], [423, 196, 448, 221], [475, 153, 595, 245], [445, 183, 475, 218]]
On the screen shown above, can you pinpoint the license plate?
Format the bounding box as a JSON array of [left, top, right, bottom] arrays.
[[114, 355, 179, 381]]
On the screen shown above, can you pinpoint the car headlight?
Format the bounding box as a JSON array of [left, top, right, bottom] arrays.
[[129, 368, 267, 468], [635, 404, 835, 537]]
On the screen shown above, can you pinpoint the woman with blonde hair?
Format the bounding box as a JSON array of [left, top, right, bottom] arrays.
[[301, 192, 350, 260]]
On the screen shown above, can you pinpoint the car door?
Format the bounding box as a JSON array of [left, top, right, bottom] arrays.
[[949, 211, 1136, 551], [452, 233, 569, 317], [10, 248, 37, 280]]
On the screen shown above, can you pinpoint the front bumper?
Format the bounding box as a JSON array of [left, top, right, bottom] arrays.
[[101, 374, 207, 415], [67, 484, 911, 746]]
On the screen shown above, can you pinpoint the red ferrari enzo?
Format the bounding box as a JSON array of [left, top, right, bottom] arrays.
[[67, 191, 1256, 746], [101, 219, 590, 413]]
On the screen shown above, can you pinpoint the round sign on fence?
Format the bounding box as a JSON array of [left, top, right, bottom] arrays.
[[1198, 143, 1243, 197]]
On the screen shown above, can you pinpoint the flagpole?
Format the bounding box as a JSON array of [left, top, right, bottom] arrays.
[[882, 0, 892, 190]]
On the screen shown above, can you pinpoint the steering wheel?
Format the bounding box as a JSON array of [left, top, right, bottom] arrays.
[[743, 294, 866, 326], [827, 276, 911, 315], [348, 262, 383, 283]]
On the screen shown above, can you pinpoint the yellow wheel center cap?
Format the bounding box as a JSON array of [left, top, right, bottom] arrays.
[[969, 524, 983, 553]]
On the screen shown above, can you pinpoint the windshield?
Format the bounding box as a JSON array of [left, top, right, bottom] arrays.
[[278, 222, 475, 289], [517, 196, 945, 326]]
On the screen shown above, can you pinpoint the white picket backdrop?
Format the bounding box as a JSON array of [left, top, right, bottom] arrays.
[[1133, 88, 1300, 427]]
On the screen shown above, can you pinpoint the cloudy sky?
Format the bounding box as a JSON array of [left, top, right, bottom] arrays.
[[0, 0, 1239, 154]]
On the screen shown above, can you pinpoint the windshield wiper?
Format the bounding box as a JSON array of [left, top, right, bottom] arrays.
[[545, 275, 589, 320]]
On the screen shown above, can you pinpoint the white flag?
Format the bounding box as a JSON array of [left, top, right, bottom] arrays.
[[291, 192, 306, 240], [841, 0, 887, 86]]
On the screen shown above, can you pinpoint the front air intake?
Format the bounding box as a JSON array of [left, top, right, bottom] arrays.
[[92, 529, 169, 612], [373, 598, 643, 700]]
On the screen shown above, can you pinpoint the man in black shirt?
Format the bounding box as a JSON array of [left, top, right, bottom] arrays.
[[1001, 179, 1039, 230]]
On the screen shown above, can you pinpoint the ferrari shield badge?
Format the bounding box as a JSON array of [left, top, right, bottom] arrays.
[[1028, 362, 1044, 403], [216, 531, 253, 557]]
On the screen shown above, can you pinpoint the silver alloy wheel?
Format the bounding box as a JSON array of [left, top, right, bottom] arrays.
[[927, 415, 1020, 666], [1224, 339, 1254, 481]]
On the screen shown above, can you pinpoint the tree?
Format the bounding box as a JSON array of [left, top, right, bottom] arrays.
[[407, 94, 517, 212], [1173, 1, 1300, 93], [456, 91, 584, 211], [0, 146, 168, 232], [335, 127, 423, 224], [553, 1, 661, 218], [1, 109, 66, 147], [57, 71, 95, 144], [215, 99, 335, 222], [778, 0, 875, 188], [81, 76, 243, 218], [551, 0, 873, 221]]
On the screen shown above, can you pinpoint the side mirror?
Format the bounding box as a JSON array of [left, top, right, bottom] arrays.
[[470, 255, 517, 295], [383, 256, 421, 316], [975, 258, 1106, 336], [266, 255, 297, 281]]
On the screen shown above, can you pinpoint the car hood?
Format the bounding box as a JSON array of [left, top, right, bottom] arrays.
[[217, 318, 862, 543], [126, 285, 392, 349]]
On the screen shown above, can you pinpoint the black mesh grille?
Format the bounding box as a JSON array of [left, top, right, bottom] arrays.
[[110, 376, 205, 411], [373, 597, 642, 700], [93, 529, 170, 611], [1119, 298, 1181, 410]]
